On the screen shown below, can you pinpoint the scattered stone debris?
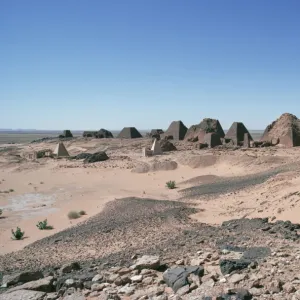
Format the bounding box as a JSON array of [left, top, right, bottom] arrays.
[[160, 139, 177, 152], [83, 151, 109, 163]]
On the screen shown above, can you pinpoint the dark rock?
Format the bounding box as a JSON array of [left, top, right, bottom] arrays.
[[224, 288, 252, 299], [60, 262, 81, 274], [1, 271, 44, 287], [84, 152, 109, 163], [160, 140, 177, 152], [163, 266, 204, 292], [72, 153, 92, 160], [195, 143, 208, 149], [219, 259, 252, 275], [9, 276, 54, 293]]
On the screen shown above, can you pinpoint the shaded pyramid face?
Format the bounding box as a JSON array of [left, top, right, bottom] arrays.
[[164, 121, 187, 140], [117, 127, 142, 139], [54, 142, 69, 157], [225, 122, 253, 144], [261, 113, 300, 147], [151, 139, 162, 155]]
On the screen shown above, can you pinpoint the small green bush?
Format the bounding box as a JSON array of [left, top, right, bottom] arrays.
[[11, 227, 25, 240], [0, 209, 2, 216], [36, 219, 53, 230], [9, 189, 14, 192], [79, 210, 86, 216], [166, 180, 176, 189], [68, 211, 80, 219]]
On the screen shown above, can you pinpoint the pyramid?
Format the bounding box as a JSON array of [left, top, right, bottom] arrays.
[[261, 113, 300, 147], [163, 121, 187, 140], [185, 118, 225, 142], [117, 127, 142, 139], [83, 131, 97, 137], [62, 130, 73, 138], [95, 129, 114, 138], [53, 142, 69, 157], [150, 129, 164, 135], [225, 122, 253, 145], [151, 139, 162, 155]]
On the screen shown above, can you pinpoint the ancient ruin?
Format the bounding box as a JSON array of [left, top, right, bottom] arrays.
[[151, 138, 162, 155], [261, 113, 300, 147], [225, 122, 253, 145], [243, 133, 251, 148], [95, 129, 114, 138], [185, 118, 225, 143], [163, 121, 187, 140], [53, 142, 69, 157], [118, 127, 142, 139], [62, 130, 73, 138], [204, 132, 222, 148], [82, 131, 97, 137]]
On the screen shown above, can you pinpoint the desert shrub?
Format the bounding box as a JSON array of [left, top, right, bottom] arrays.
[[11, 227, 25, 240], [36, 219, 53, 230], [9, 189, 14, 192], [166, 180, 176, 189], [68, 211, 80, 219], [79, 210, 86, 216], [0, 209, 2, 216]]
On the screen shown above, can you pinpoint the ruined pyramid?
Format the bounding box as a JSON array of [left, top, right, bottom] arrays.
[[184, 118, 225, 143], [261, 113, 300, 147]]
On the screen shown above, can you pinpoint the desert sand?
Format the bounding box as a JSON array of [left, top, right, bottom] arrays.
[[1, 135, 300, 299], [1, 136, 300, 255]]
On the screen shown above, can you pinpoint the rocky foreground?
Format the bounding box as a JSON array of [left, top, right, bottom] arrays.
[[1, 196, 300, 299]]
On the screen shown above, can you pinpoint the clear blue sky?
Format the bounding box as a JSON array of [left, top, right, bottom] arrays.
[[1, 0, 300, 130]]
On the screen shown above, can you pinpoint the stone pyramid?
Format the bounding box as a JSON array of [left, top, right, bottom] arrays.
[[117, 127, 142, 139], [63, 130, 73, 138], [53, 142, 69, 157], [261, 113, 300, 147], [151, 138, 162, 155], [225, 122, 253, 145], [185, 118, 225, 142], [95, 128, 114, 138], [164, 121, 187, 140]]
